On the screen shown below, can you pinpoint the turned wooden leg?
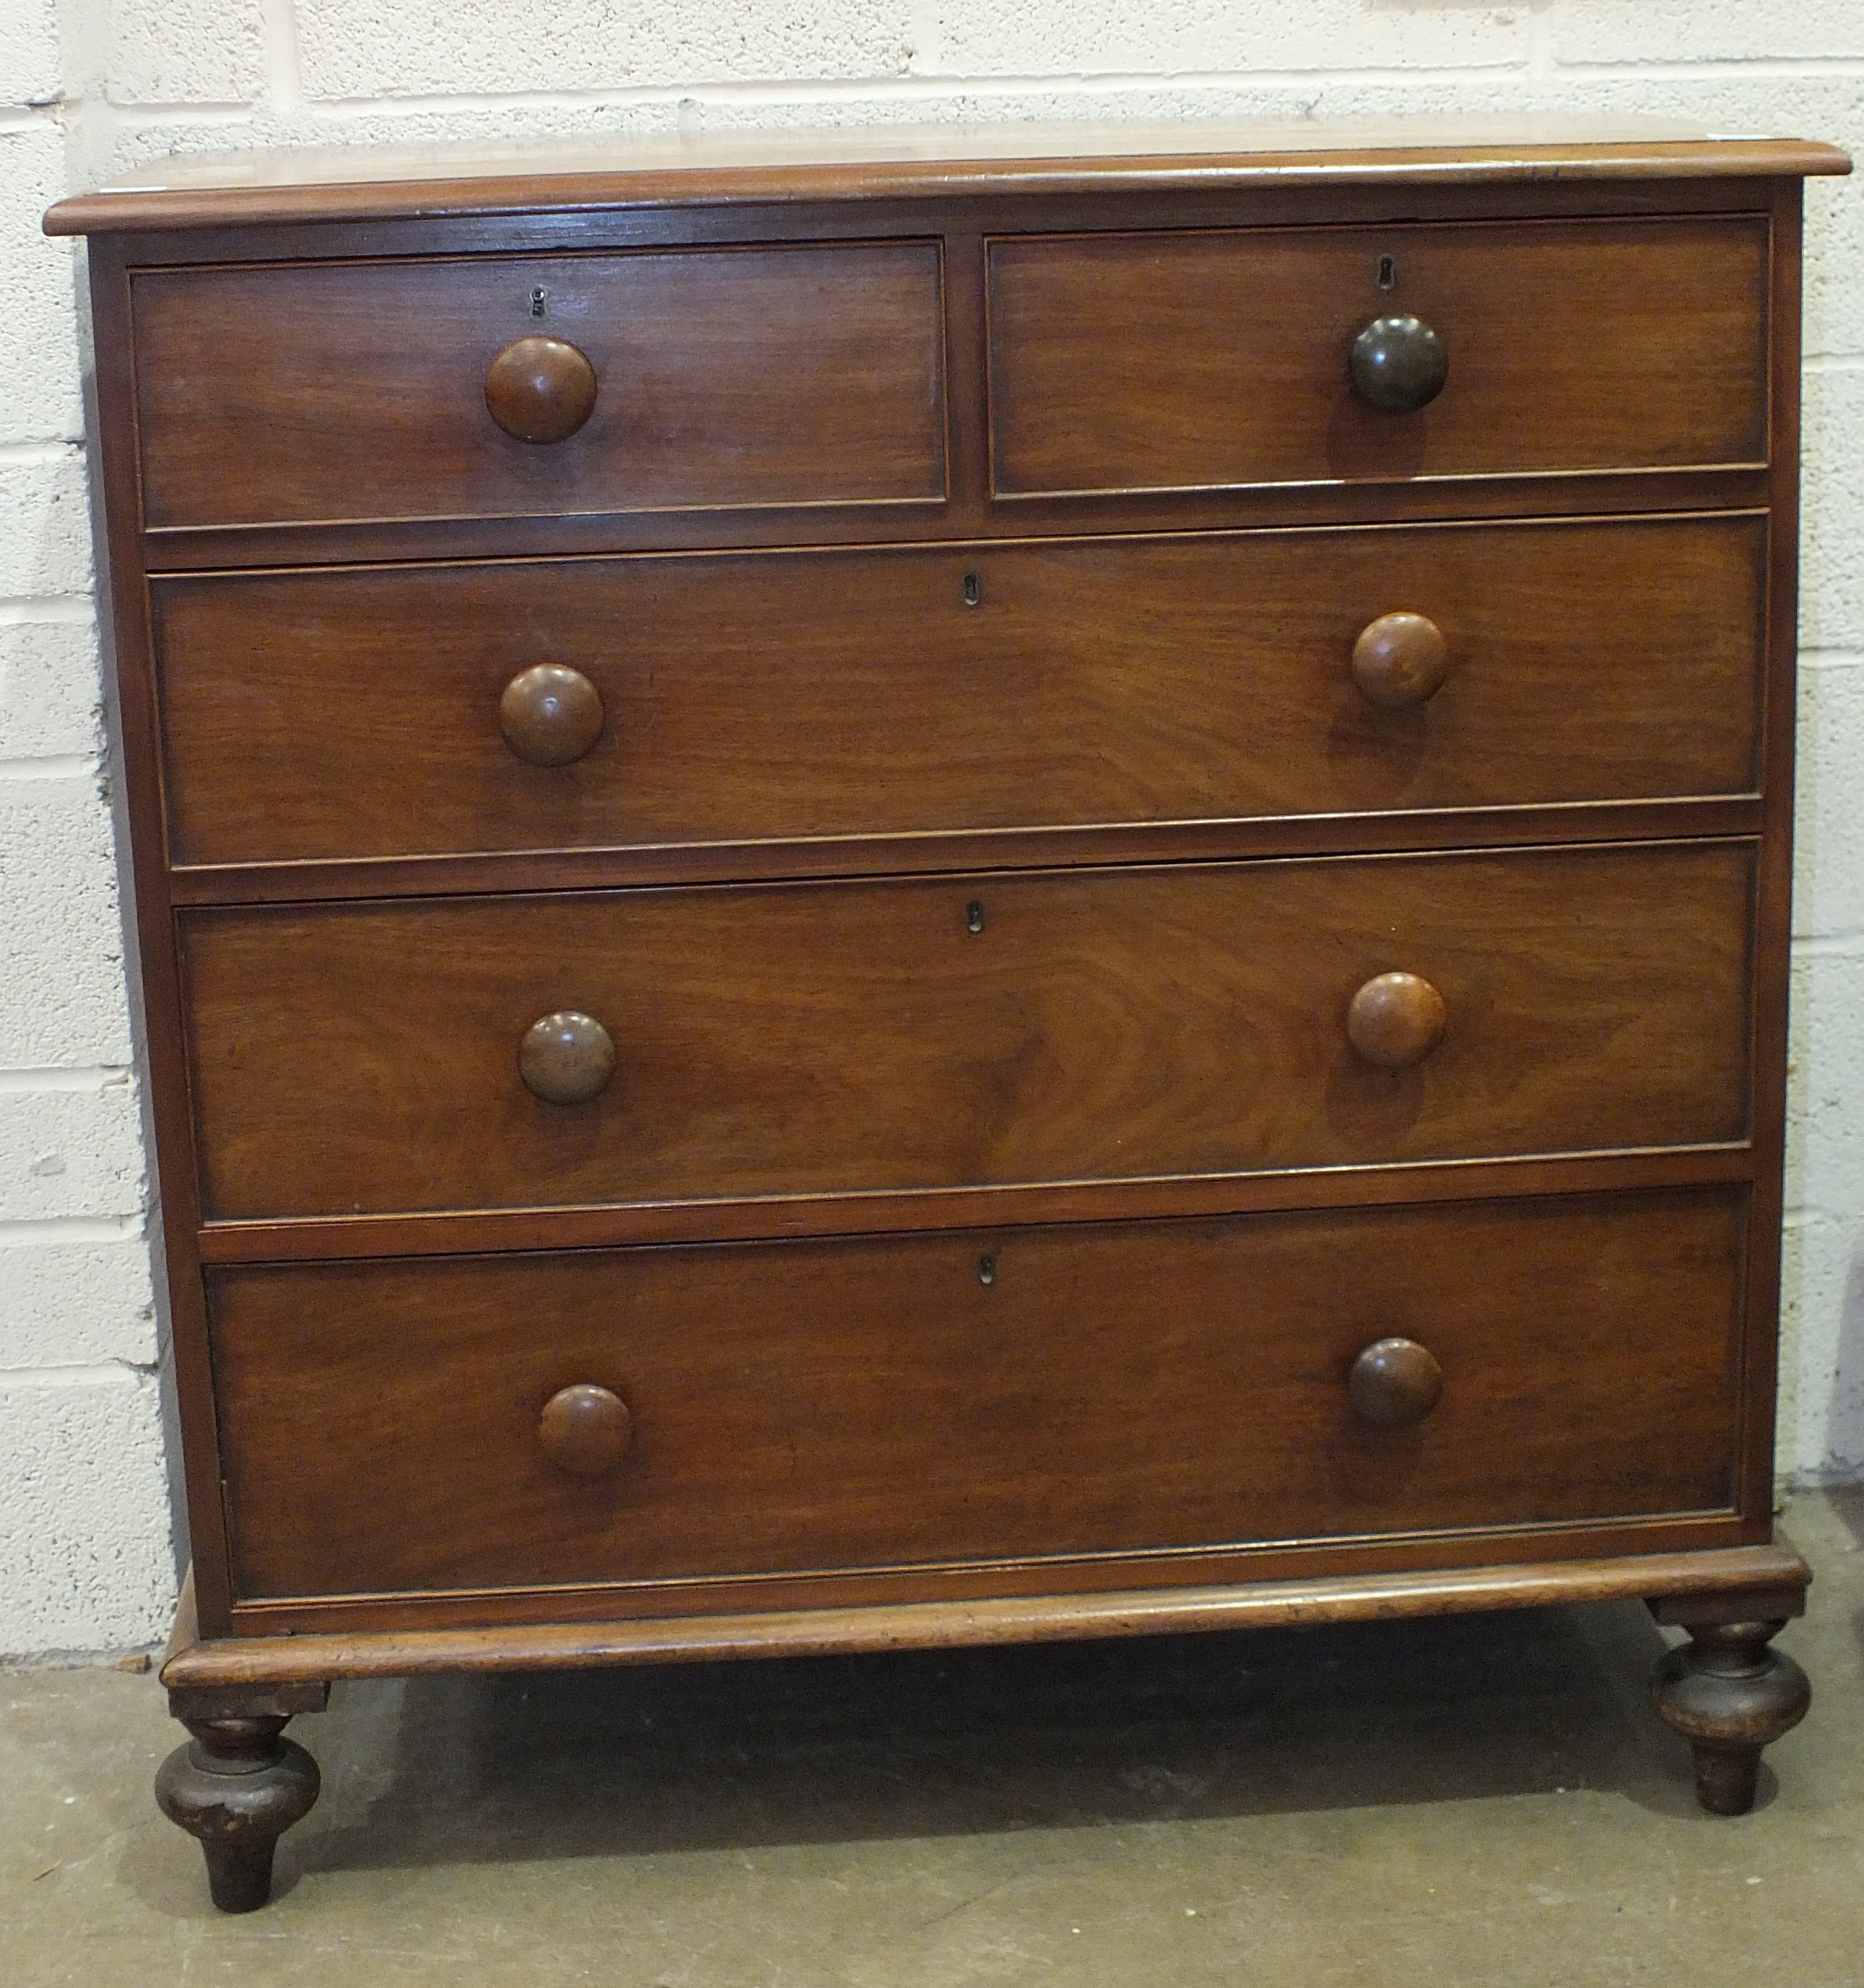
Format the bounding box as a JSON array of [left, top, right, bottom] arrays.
[[1650, 1614, 1810, 1815], [155, 1684, 329, 1910]]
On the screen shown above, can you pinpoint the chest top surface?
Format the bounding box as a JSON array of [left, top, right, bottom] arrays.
[[43, 115, 1852, 235]]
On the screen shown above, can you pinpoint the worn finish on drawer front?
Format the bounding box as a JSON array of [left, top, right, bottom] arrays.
[[989, 217, 1769, 495], [208, 1191, 1743, 1601], [131, 243, 946, 530], [153, 513, 1765, 868], [179, 841, 1752, 1222]]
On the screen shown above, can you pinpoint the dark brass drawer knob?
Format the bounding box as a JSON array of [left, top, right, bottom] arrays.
[[500, 663, 604, 767], [519, 1010, 615, 1105], [485, 334, 598, 443], [538, 1383, 633, 1477], [1350, 314, 1449, 414], [1347, 971, 1447, 1070], [1351, 612, 1450, 708], [1348, 1337, 1444, 1428]]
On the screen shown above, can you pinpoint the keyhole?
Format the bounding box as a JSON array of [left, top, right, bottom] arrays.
[[966, 900, 985, 934], [962, 571, 982, 607], [1376, 255, 1397, 291], [530, 286, 549, 318], [978, 1254, 997, 1286]]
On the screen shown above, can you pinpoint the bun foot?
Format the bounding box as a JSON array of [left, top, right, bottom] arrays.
[[156, 1714, 321, 1910], [1651, 1620, 1810, 1816]]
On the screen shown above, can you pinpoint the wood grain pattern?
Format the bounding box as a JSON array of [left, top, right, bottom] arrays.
[[166, 798, 1770, 909], [1739, 177, 1808, 1530], [76, 236, 246, 1635], [178, 842, 1754, 1223], [207, 1189, 1744, 1601], [139, 466, 1780, 576], [150, 514, 1766, 869], [191, 1148, 1758, 1267], [49, 139, 1827, 1716], [42, 123, 1851, 237], [989, 217, 1771, 493], [160, 1537, 1811, 1682], [130, 242, 946, 530]]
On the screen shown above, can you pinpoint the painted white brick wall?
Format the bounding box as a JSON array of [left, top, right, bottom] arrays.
[[293, 0, 916, 98], [934, 4, 1532, 75], [0, 124, 81, 446], [0, 0, 59, 106], [1, 0, 167, 1661], [2, 1, 1861, 1657], [107, 0, 265, 106], [1547, 1, 1864, 65]]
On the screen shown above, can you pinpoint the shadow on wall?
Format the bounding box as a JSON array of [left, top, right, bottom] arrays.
[[1823, 1242, 1864, 1489]]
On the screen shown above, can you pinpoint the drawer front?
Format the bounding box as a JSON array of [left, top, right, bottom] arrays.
[[989, 217, 1769, 495], [154, 514, 1764, 869], [209, 1190, 1744, 1601], [180, 842, 1752, 1221], [131, 243, 947, 530]]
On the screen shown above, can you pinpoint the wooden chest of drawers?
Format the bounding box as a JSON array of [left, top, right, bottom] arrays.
[[48, 119, 1851, 1910]]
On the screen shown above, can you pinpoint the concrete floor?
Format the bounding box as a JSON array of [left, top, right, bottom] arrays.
[[5, 1493, 1863, 1988]]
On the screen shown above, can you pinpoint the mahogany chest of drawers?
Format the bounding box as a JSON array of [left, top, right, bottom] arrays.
[[48, 120, 1851, 1910]]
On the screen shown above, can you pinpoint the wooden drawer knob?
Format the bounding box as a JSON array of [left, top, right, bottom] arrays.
[[538, 1384, 633, 1477], [1349, 314, 1449, 414], [500, 663, 604, 767], [485, 335, 598, 443], [1348, 1338, 1444, 1428], [1347, 971, 1447, 1070], [519, 1010, 615, 1105], [1351, 613, 1450, 708]]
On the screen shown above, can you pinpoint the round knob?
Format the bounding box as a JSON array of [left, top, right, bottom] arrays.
[[1349, 315, 1449, 414], [1351, 612, 1450, 709], [538, 1384, 633, 1477], [484, 335, 598, 444], [1347, 971, 1447, 1070], [500, 664, 604, 767], [1347, 1338, 1444, 1428], [519, 1010, 615, 1105]]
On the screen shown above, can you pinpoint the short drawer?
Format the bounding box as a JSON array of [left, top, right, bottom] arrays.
[[989, 216, 1769, 495], [208, 1190, 1744, 1601], [178, 841, 1753, 1222], [130, 242, 947, 530], [152, 513, 1766, 869]]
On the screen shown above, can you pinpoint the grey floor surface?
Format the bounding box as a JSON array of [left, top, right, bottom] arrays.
[[5, 1489, 1862, 1986]]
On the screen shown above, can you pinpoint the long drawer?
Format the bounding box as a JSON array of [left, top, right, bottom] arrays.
[[208, 1190, 1745, 1602], [130, 242, 948, 530], [152, 514, 1766, 869], [989, 216, 1769, 494], [178, 841, 1753, 1222]]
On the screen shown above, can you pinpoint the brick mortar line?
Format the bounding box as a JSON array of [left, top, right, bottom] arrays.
[[97, 97, 253, 123], [97, 54, 1864, 123], [114, 64, 1550, 120], [0, 1362, 160, 1391], [260, 0, 304, 115], [1548, 56, 1864, 79], [0, 755, 101, 781], [0, 599, 93, 626], [0, 1069, 133, 1095], [0, 1216, 144, 1244], [1789, 935, 1864, 957]]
